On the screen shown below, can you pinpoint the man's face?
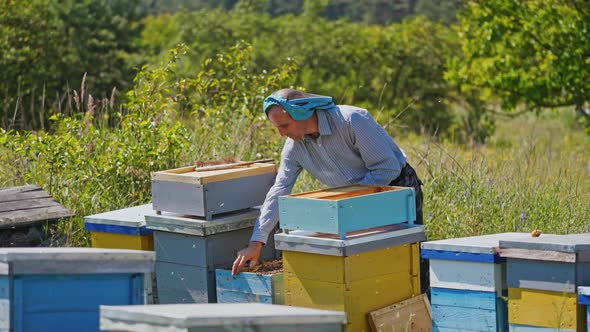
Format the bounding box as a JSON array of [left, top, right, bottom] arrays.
[[268, 107, 306, 142]]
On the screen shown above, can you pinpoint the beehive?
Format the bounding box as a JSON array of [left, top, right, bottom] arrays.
[[276, 224, 425, 332], [84, 204, 154, 251], [100, 303, 347, 332], [145, 208, 279, 304], [279, 184, 416, 239], [578, 287, 590, 332], [84, 204, 157, 304], [499, 234, 590, 331], [152, 162, 276, 220], [0, 248, 153, 332], [422, 232, 534, 332], [215, 267, 284, 304]]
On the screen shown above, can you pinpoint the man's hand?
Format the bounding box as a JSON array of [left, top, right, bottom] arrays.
[[232, 241, 263, 275]]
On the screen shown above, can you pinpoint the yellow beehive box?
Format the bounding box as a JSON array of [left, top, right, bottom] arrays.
[[84, 204, 154, 251], [275, 224, 425, 332], [508, 287, 584, 331]]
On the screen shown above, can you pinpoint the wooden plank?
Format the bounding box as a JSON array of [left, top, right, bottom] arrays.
[[0, 198, 60, 213], [0, 185, 40, 195], [368, 294, 432, 332], [508, 287, 581, 330], [152, 163, 276, 185], [0, 191, 51, 203], [0, 205, 73, 228], [507, 258, 578, 293], [499, 248, 576, 263]]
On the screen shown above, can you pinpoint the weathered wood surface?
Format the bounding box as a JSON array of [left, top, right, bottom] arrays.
[[369, 294, 432, 332], [0, 185, 73, 229]]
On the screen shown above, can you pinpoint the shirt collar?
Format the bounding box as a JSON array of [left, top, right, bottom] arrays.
[[302, 109, 333, 141]]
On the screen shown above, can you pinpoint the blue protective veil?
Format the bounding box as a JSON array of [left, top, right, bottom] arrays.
[[263, 94, 335, 120]]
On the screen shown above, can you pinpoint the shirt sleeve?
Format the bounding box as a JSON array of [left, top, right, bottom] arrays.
[[349, 109, 403, 185], [250, 141, 302, 244]]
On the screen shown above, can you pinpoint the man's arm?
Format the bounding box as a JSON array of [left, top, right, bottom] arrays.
[[232, 145, 302, 275], [349, 109, 404, 184]]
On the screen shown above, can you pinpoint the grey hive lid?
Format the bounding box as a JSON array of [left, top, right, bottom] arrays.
[[84, 204, 153, 227], [145, 207, 260, 236], [421, 232, 536, 254], [499, 233, 590, 253], [100, 303, 347, 329], [275, 224, 425, 256], [0, 248, 154, 275]]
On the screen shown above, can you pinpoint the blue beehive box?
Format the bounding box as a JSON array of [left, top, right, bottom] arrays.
[[215, 267, 284, 304], [145, 208, 279, 304], [279, 184, 415, 239], [0, 248, 154, 332], [100, 303, 347, 332], [578, 287, 590, 332], [421, 232, 534, 332]]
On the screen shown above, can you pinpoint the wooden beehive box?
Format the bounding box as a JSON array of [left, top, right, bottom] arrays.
[[152, 161, 276, 220], [84, 204, 154, 251], [279, 184, 416, 239], [100, 303, 347, 332], [421, 232, 535, 332], [0, 248, 154, 332], [215, 260, 284, 304], [276, 224, 425, 332], [578, 286, 590, 332], [145, 208, 280, 304], [499, 234, 590, 331]]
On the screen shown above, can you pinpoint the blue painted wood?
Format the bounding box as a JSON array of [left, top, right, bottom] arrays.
[[216, 269, 273, 296], [506, 258, 583, 292], [11, 273, 143, 332], [508, 323, 575, 331], [83, 204, 154, 235], [431, 288, 498, 310], [217, 290, 273, 304], [421, 249, 502, 263], [84, 222, 152, 235], [433, 327, 484, 332], [578, 294, 590, 305], [431, 288, 507, 332], [432, 304, 498, 331], [279, 186, 415, 237]]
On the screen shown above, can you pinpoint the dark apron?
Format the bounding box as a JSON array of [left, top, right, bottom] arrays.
[[389, 162, 423, 225]]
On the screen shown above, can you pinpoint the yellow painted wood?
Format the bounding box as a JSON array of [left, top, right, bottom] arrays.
[[271, 273, 285, 305], [283, 243, 419, 284], [508, 287, 585, 330], [90, 231, 154, 251], [283, 243, 421, 332]]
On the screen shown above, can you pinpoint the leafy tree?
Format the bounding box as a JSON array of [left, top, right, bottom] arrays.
[[447, 0, 590, 124], [0, 0, 145, 130]]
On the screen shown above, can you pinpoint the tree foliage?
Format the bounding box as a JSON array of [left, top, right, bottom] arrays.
[[448, 0, 590, 121], [0, 0, 144, 129]]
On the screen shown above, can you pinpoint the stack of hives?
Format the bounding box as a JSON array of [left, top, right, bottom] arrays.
[[84, 160, 281, 304], [274, 184, 424, 332], [421, 232, 533, 331], [498, 234, 590, 331]]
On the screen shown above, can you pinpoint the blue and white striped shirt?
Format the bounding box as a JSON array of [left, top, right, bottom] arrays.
[[250, 105, 407, 243]]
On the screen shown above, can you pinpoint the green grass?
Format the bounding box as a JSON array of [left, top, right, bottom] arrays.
[[1, 109, 588, 246]]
